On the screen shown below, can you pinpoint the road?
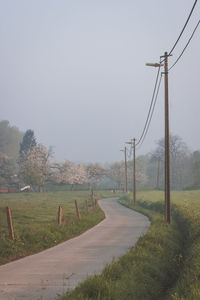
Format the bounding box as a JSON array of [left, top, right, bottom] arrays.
[[0, 198, 150, 300]]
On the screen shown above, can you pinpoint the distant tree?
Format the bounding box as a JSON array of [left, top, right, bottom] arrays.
[[152, 134, 190, 189], [150, 149, 164, 189], [0, 120, 23, 160], [192, 151, 200, 186], [0, 152, 18, 186], [20, 144, 52, 191], [86, 163, 105, 188], [19, 129, 36, 157], [126, 156, 148, 189], [55, 160, 88, 190], [107, 162, 124, 189]]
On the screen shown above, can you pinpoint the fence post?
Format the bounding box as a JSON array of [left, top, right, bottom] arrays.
[[75, 200, 81, 219], [95, 199, 99, 207], [6, 207, 14, 240], [58, 206, 62, 225], [90, 191, 94, 209], [85, 200, 88, 213]]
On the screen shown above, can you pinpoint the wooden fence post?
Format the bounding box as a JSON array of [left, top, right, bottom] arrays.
[[75, 200, 81, 219], [85, 200, 88, 213], [58, 206, 62, 225], [90, 191, 94, 209], [95, 199, 99, 207], [6, 207, 14, 240]]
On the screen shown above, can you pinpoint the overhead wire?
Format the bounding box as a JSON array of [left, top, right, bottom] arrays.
[[160, 0, 198, 64], [136, 66, 161, 147], [169, 18, 200, 71], [136, 0, 198, 149], [129, 0, 198, 153], [136, 73, 163, 149]]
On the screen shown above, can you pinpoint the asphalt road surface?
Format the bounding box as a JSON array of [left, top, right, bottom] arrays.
[[0, 198, 150, 300]]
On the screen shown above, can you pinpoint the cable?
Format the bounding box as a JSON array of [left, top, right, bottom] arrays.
[[136, 73, 163, 149], [136, 66, 161, 146], [160, 0, 198, 63], [169, 19, 200, 71], [132, 1, 198, 151], [169, 0, 198, 55]]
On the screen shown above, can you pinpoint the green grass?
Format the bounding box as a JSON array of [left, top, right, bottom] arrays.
[[59, 190, 200, 300], [0, 190, 115, 265], [125, 190, 200, 300]]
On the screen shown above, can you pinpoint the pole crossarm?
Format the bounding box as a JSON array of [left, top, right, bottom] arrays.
[[146, 63, 163, 67]]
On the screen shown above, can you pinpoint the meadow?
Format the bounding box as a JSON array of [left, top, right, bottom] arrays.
[[60, 190, 200, 300], [0, 190, 113, 265]]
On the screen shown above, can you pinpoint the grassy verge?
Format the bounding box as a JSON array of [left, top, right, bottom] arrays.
[[123, 191, 200, 299], [59, 190, 200, 300], [0, 190, 115, 265], [134, 190, 200, 299]]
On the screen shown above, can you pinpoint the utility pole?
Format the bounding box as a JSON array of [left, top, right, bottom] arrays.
[[163, 51, 171, 224], [146, 53, 171, 224], [125, 146, 128, 193], [133, 138, 136, 205], [120, 147, 128, 193], [126, 139, 136, 205]]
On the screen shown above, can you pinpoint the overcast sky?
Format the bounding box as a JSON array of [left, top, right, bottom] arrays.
[[0, 0, 200, 163]]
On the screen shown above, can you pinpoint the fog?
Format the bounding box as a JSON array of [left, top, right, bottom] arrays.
[[0, 0, 200, 163]]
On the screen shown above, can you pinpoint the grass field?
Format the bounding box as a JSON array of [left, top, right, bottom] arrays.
[[59, 190, 200, 300], [0, 190, 115, 265]]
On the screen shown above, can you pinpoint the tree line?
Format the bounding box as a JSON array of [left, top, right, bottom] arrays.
[[0, 120, 199, 191]]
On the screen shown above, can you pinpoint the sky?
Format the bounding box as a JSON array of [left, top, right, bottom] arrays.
[[0, 0, 200, 163]]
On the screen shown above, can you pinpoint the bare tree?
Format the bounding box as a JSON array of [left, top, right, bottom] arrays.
[[152, 134, 190, 189]]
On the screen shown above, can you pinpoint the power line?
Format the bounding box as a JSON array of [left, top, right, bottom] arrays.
[[169, 0, 198, 54], [136, 66, 161, 146], [131, 1, 198, 152], [169, 19, 200, 71], [136, 73, 163, 149]]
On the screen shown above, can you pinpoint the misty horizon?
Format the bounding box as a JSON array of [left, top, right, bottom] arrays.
[[1, 1, 200, 163]]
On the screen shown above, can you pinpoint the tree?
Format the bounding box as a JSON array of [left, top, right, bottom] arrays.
[[151, 134, 190, 189], [150, 149, 164, 189], [126, 156, 148, 189], [86, 163, 105, 188], [20, 144, 52, 191], [192, 151, 200, 186], [107, 162, 124, 189], [19, 130, 36, 157], [53, 160, 88, 189], [0, 120, 23, 160], [0, 153, 18, 186]]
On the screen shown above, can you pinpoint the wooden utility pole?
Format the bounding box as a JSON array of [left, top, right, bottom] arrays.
[[133, 138, 136, 205], [124, 147, 128, 193], [120, 147, 128, 193], [126, 139, 136, 205], [164, 51, 171, 224], [146, 57, 171, 223]]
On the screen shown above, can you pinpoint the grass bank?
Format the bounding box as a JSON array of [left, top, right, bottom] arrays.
[[59, 190, 200, 300], [0, 190, 114, 265], [137, 190, 200, 299]]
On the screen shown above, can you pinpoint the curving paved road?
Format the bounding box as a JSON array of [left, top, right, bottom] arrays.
[[0, 198, 150, 300]]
